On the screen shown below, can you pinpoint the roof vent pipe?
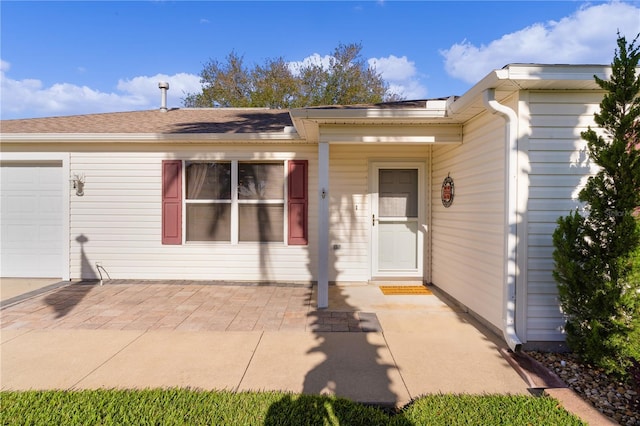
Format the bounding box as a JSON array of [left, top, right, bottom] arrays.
[[158, 81, 169, 112]]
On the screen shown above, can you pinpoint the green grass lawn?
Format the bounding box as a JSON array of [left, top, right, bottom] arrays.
[[1, 389, 586, 425]]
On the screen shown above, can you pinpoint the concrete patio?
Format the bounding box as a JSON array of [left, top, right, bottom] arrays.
[[2, 278, 616, 424], [1, 279, 531, 407]]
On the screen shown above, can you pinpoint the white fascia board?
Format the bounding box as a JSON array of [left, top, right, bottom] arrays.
[[448, 64, 618, 117], [290, 107, 447, 121], [324, 136, 461, 144], [0, 132, 305, 144], [504, 64, 611, 83], [447, 70, 511, 115]]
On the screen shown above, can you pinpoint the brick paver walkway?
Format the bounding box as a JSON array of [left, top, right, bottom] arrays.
[[1, 281, 381, 333]]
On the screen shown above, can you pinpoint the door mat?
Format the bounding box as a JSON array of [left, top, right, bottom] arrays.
[[379, 285, 432, 295]]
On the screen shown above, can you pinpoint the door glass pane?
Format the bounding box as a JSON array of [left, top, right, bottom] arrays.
[[239, 204, 284, 242], [379, 169, 417, 217], [186, 203, 231, 241], [186, 162, 231, 200], [238, 163, 284, 200]]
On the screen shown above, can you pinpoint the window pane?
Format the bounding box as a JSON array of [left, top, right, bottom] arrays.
[[379, 169, 418, 217], [186, 203, 230, 241], [186, 162, 231, 200], [238, 163, 284, 200], [239, 205, 284, 242]]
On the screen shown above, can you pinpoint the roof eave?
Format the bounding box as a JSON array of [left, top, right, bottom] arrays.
[[447, 64, 612, 118], [289, 102, 452, 138], [290, 103, 448, 121], [0, 131, 305, 144]]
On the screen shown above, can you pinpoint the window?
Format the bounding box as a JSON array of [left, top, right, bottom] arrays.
[[162, 159, 307, 246], [238, 162, 284, 242], [185, 161, 284, 243], [185, 162, 231, 242]]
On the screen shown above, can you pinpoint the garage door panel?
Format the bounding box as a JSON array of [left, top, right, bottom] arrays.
[[2, 225, 38, 247], [3, 196, 38, 218], [38, 167, 62, 186], [40, 225, 63, 243], [2, 167, 36, 189], [1, 254, 26, 276], [3, 196, 62, 220], [1, 164, 63, 278], [38, 254, 62, 274], [40, 196, 63, 218]]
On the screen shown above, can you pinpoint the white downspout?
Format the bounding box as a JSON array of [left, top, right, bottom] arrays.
[[482, 88, 523, 352]]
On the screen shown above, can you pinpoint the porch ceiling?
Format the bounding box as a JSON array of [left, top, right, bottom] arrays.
[[318, 123, 463, 144]]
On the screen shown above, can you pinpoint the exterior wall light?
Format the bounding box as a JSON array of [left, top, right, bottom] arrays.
[[71, 173, 85, 196]]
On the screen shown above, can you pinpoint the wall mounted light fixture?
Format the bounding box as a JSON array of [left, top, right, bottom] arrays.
[[70, 173, 85, 196]]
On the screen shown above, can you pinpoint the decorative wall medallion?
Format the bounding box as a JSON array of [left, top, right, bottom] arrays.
[[441, 175, 454, 208]]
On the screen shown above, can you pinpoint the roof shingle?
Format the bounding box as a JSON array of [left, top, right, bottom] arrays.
[[0, 108, 293, 134]]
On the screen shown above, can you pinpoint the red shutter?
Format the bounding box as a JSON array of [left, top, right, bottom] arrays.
[[288, 160, 308, 245], [162, 160, 182, 245]]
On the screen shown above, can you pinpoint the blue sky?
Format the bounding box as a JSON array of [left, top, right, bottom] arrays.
[[1, 1, 639, 119]]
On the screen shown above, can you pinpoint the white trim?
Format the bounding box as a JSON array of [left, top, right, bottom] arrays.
[[283, 160, 289, 246], [0, 152, 70, 281], [317, 142, 329, 308], [1, 132, 303, 143], [369, 161, 426, 279], [231, 161, 239, 244]]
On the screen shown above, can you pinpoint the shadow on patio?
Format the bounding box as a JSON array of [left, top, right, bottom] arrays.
[[264, 283, 412, 424]]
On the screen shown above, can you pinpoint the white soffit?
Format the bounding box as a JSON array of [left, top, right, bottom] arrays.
[[318, 124, 462, 144]]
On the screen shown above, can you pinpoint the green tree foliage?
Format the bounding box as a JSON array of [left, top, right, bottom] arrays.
[[183, 43, 402, 108], [552, 34, 640, 376]]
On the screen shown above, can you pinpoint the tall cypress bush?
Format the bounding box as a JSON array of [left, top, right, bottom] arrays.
[[552, 34, 640, 376]]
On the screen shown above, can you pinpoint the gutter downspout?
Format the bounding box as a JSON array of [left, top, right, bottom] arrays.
[[482, 88, 523, 352]]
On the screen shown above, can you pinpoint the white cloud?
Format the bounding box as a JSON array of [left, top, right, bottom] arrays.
[[0, 64, 202, 119], [288, 53, 334, 75], [117, 73, 202, 103], [369, 55, 415, 81], [441, 1, 640, 83], [369, 55, 428, 99]]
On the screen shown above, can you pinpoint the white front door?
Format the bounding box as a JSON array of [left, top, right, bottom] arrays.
[[371, 162, 424, 279]]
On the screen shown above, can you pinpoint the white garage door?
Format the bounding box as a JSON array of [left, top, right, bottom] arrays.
[[1, 162, 64, 277]]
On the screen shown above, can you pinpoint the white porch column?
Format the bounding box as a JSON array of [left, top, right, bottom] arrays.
[[317, 141, 329, 308]]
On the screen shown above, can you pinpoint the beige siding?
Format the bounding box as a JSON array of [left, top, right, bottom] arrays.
[[327, 145, 370, 282], [525, 91, 602, 341], [328, 144, 430, 282], [69, 144, 318, 281], [431, 110, 506, 330], [69, 143, 430, 283]]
